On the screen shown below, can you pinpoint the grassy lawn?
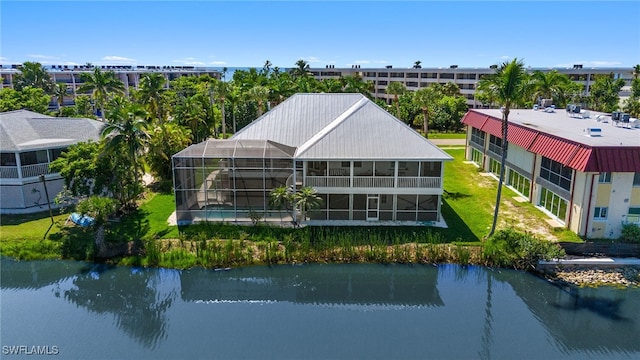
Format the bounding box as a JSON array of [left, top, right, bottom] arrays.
[[441, 148, 582, 243], [427, 132, 466, 140]]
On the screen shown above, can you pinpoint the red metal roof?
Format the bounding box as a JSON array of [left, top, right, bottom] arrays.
[[461, 111, 489, 129], [583, 147, 640, 172], [529, 133, 580, 165], [461, 110, 640, 173], [507, 124, 539, 150], [481, 117, 503, 138], [566, 146, 592, 171]]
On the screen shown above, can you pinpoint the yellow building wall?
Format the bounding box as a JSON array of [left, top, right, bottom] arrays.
[[631, 187, 640, 206], [595, 184, 612, 206]]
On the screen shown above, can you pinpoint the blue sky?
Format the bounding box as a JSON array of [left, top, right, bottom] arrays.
[[2, 1, 639, 69]]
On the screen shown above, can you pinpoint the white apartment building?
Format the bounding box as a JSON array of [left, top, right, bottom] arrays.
[[1, 64, 221, 109], [310, 64, 634, 108]]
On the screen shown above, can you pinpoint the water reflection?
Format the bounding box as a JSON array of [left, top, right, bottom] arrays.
[[494, 269, 640, 354], [2, 259, 640, 359], [62, 264, 177, 349], [180, 264, 444, 308]]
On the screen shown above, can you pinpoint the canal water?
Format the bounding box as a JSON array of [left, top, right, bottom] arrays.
[[1, 258, 639, 359]]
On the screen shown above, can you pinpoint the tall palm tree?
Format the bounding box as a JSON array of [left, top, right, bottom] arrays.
[[479, 58, 528, 237], [386, 81, 406, 118], [413, 61, 422, 69], [78, 67, 125, 120], [225, 83, 242, 133], [53, 83, 68, 113], [291, 59, 311, 78], [215, 80, 229, 137], [137, 72, 166, 121], [414, 85, 441, 137], [102, 101, 150, 200], [14, 61, 54, 93], [247, 85, 270, 116], [531, 70, 567, 104]]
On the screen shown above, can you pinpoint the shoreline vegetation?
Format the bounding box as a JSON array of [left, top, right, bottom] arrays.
[[2, 146, 638, 288]]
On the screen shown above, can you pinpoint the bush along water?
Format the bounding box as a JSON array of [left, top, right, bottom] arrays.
[[481, 228, 565, 271]]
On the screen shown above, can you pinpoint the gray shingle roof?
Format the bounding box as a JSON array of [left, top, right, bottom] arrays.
[[0, 110, 104, 152], [232, 93, 452, 161]]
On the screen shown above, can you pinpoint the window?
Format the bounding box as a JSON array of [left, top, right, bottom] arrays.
[[19, 150, 48, 166], [628, 208, 640, 224], [0, 153, 16, 166], [598, 172, 611, 183], [539, 187, 568, 221], [594, 207, 608, 220], [470, 128, 485, 147], [439, 73, 454, 80], [489, 158, 501, 175], [471, 148, 483, 166], [508, 169, 531, 198], [633, 173, 640, 186], [540, 157, 572, 191], [488, 135, 502, 155]]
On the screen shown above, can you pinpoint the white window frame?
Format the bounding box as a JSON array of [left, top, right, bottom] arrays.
[[598, 172, 612, 184], [594, 207, 608, 220]]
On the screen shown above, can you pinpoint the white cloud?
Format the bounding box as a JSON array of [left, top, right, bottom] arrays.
[[304, 56, 322, 64], [27, 54, 60, 60], [101, 56, 137, 63], [208, 61, 227, 66], [499, 55, 510, 60], [172, 58, 206, 66]]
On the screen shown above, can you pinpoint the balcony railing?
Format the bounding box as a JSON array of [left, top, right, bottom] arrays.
[[397, 177, 441, 188], [0, 166, 19, 178], [306, 176, 350, 188], [353, 177, 394, 188], [305, 176, 441, 188], [21, 163, 51, 178]]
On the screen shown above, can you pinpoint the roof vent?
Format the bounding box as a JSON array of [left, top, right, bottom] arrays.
[[585, 128, 602, 137], [573, 64, 583, 69], [450, 65, 458, 69]]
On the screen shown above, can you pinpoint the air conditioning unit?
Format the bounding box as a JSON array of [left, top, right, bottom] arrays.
[[586, 128, 602, 137]]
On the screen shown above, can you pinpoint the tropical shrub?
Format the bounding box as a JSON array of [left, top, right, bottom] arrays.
[[620, 223, 640, 243], [482, 228, 565, 270]]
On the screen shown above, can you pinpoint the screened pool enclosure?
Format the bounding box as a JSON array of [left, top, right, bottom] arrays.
[[173, 139, 297, 224]]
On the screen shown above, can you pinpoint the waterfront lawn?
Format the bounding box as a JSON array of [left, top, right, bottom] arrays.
[[440, 149, 580, 243], [107, 192, 178, 242]]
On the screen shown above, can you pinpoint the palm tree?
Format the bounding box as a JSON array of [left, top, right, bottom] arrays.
[[137, 73, 166, 121], [414, 85, 441, 138], [341, 75, 374, 98], [247, 85, 270, 116], [531, 70, 568, 104], [78, 67, 125, 120], [413, 61, 422, 69], [215, 80, 229, 137], [479, 58, 528, 237], [14, 61, 54, 93], [269, 186, 294, 222], [386, 81, 406, 118], [101, 101, 150, 202], [53, 83, 68, 113], [291, 59, 311, 78], [294, 186, 323, 222]]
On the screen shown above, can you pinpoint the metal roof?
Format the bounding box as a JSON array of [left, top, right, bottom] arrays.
[[232, 93, 452, 161], [0, 110, 104, 152], [462, 109, 640, 172], [173, 139, 296, 159]]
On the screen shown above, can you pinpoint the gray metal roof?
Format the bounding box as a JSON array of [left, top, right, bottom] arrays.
[[173, 139, 296, 158], [0, 110, 104, 152], [232, 93, 452, 161], [473, 108, 640, 147]]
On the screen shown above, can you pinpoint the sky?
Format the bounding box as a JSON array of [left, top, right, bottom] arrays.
[[1, 1, 639, 70]]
